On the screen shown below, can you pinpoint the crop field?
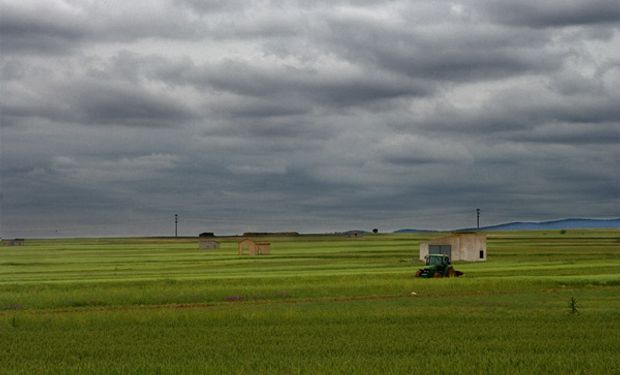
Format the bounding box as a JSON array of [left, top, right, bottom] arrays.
[[1, 230, 619, 374]]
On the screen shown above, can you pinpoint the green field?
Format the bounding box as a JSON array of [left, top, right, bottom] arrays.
[[1, 231, 619, 374]]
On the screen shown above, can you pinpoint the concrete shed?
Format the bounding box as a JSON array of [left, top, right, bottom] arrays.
[[343, 230, 365, 238], [238, 239, 271, 256], [198, 239, 220, 250], [255, 242, 271, 255], [419, 233, 486, 262], [2, 239, 25, 246]]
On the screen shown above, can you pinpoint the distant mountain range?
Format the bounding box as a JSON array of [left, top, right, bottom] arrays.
[[395, 217, 620, 233]]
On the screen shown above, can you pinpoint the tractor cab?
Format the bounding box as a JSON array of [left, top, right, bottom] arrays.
[[426, 254, 451, 266], [415, 253, 463, 278]]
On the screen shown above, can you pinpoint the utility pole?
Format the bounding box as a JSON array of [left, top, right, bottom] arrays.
[[174, 214, 178, 238], [476, 208, 480, 230]]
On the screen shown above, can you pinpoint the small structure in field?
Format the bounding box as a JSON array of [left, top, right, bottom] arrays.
[[238, 238, 271, 256], [419, 232, 486, 262], [343, 230, 365, 238], [2, 239, 25, 246], [198, 232, 215, 238], [198, 239, 220, 250]]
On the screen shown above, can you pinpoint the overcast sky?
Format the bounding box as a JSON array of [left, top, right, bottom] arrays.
[[1, 0, 619, 237]]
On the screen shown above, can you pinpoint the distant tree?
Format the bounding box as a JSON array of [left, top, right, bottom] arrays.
[[372, 228, 378, 234]]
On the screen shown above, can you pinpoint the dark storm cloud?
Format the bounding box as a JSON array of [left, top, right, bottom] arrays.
[[1, 55, 198, 128], [412, 89, 620, 137], [514, 123, 620, 145], [0, 3, 83, 54], [176, 0, 255, 14], [320, 16, 563, 82], [205, 67, 428, 111], [144, 56, 431, 106], [0, 1, 206, 55], [1, 0, 619, 237], [1, 82, 197, 128], [94, 52, 431, 129], [67, 81, 198, 127], [479, 0, 620, 28]]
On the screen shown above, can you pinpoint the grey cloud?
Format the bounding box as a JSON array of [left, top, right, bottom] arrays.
[[0, 2, 85, 54], [51, 154, 179, 183], [177, 0, 247, 14], [197, 60, 429, 104], [223, 98, 310, 119], [0, 1, 206, 55], [68, 81, 198, 127], [2, 72, 198, 128], [410, 82, 620, 139], [1, 0, 618, 237], [501, 122, 620, 146], [478, 0, 620, 28], [319, 15, 564, 82], [112, 53, 432, 115]]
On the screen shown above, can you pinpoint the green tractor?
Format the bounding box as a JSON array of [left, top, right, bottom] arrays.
[[415, 254, 464, 278]]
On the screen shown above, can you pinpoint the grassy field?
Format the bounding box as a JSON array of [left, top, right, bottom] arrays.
[[1, 230, 619, 374]]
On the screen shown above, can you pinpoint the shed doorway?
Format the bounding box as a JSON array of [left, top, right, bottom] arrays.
[[429, 245, 452, 261]]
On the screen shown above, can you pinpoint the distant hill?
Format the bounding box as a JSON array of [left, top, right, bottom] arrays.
[[395, 218, 620, 233], [475, 218, 620, 231], [393, 228, 438, 233], [243, 232, 300, 237]]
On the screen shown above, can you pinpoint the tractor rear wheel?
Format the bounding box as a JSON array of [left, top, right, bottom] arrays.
[[447, 267, 456, 278], [433, 272, 442, 278]]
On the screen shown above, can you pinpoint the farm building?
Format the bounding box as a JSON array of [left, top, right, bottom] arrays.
[[2, 239, 25, 246], [238, 239, 271, 256], [198, 239, 220, 250], [343, 230, 365, 238], [419, 233, 486, 262]]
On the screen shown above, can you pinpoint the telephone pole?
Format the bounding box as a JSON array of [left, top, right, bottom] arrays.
[[476, 208, 480, 230], [174, 214, 178, 237]]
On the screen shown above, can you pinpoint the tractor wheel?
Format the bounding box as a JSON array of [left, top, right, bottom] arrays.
[[447, 267, 456, 278], [415, 270, 421, 277], [433, 272, 442, 278]]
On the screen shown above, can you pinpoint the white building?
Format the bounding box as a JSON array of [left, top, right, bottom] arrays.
[[419, 233, 487, 262]]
